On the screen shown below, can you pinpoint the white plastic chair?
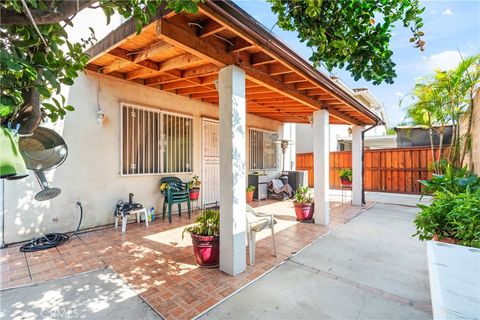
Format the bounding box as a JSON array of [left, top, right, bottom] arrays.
[[246, 204, 277, 266]]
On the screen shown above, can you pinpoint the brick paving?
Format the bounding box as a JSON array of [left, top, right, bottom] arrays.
[[0, 200, 368, 319]]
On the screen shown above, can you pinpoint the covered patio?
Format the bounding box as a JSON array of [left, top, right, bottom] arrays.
[[84, 0, 382, 276], [0, 198, 370, 319]]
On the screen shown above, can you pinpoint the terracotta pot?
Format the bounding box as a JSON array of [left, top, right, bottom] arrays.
[[191, 234, 220, 267], [294, 202, 314, 221], [190, 188, 200, 200], [433, 234, 458, 244], [340, 177, 352, 186], [246, 191, 254, 203]]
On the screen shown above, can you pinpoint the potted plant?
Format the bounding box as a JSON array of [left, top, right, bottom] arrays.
[[246, 185, 256, 203], [293, 185, 314, 221], [183, 209, 220, 267], [339, 168, 352, 186], [188, 175, 201, 200]]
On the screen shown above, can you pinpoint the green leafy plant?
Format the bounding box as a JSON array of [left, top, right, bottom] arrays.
[[188, 175, 201, 189], [419, 163, 480, 195], [413, 188, 480, 248], [0, 0, 202, 134], [338, 168, 352, 181], [269, 0, 425, 84], [294, 185, 312, 204], [182, 209, 219, 238], [246, 185, 256, 192]]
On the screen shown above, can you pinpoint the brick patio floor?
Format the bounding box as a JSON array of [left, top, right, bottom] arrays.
[[0, 199, 369, 320]]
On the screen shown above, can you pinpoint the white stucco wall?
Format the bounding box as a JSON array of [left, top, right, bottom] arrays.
[[4, 73, 283, 244]]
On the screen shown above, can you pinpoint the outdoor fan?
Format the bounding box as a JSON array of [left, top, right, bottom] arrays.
[[19, 127, 68, 201]]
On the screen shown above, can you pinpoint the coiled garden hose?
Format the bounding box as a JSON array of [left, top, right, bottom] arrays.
[[20, 202, 83, 252]]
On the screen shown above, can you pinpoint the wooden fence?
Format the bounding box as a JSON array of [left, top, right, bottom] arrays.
[[296, 147, 447, 194]]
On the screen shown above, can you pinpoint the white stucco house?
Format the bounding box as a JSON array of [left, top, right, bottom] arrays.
[[1, 1, 382, 276], [296, 79, 395, 153]]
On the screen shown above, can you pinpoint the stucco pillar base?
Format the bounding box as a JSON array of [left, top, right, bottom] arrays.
[[218, 65, 247, 276], [313, 109, 329, 226], [352, 126, 364, 206]]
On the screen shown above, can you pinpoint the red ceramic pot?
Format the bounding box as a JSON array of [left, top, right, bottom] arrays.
[[433, 234, 458, 244], [190, 188, 200, 200], [294, 202, 314, 221], [340, 177, 352, 186], [191, 234, 220, 267]]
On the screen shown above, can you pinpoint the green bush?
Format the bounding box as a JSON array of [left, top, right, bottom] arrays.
[[419, 164, 480, 195], [413, 188, 480, 248]]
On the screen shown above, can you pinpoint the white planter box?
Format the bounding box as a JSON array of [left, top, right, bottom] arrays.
[[427, 241, 480, 319]]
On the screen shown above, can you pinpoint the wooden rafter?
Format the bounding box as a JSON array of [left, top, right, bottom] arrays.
[[155, 17, 360, 125]]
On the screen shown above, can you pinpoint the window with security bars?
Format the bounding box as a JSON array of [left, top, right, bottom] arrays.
[[121, 103, 193, 175], [249, 128, 278, 170]]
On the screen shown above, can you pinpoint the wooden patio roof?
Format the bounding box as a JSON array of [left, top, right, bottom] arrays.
[[86, 1, 383, 125]]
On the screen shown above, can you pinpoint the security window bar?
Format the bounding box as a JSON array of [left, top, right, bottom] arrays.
[[121, 104, 193, 175], [249, 129, 278, 170]]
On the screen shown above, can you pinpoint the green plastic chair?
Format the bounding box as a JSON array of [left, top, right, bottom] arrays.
[[160, 177, 191, 223]]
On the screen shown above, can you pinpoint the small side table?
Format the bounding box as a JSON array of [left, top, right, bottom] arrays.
[[341, 184, 352, 204], [115, 207, 148, 233]]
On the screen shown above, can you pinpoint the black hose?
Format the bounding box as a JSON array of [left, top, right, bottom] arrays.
[[20, 202, 83, 252]]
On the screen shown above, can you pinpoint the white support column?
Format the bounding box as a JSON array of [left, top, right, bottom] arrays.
[[313, 109, 329, 225], [352, 126, 364, 206], [218, 65, 246, 276]]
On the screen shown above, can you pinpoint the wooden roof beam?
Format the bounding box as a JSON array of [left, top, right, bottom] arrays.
[[199, 19, 226, 38], [251, 52, 275, 66], [269, 63, 292, 76], [229, 37, 255, 53], [296, 81, 319, 90], [103, 43, 174, 74], [156, 17, 360, 125], [125, 53, 202, 80]]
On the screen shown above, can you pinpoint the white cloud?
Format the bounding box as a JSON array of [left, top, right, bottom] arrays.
[[423, 50, 463, 71], [442, 8, 453, 15], [395, 91, 404, 97]]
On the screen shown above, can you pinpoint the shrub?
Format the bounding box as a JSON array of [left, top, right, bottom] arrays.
[[419, 163, 480, 195], [413, 188, 480, 248], [182, 209, 219, 238], [246, 185, 256, 192]]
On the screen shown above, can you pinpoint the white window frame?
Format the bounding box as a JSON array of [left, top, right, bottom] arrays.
[[248, 127, 279, 171], [120, 102, 194, 176]]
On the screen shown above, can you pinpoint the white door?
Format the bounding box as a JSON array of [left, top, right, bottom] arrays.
[[202, 119, 220, 206]]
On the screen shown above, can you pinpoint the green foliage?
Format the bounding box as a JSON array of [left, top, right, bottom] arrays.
[[386, 128, 396, 135], [419, 164, 480, 195], [268, 0, 425, 84], [294, 185, 312, 204], [338, 168, 352, 181], [246, 185, 256, 192], [405, 53, 480, 167], [413, 188, 480, 248], [188, 175, 201, 189], [182, 209, 219, 238], [0, 0, 202, 127]]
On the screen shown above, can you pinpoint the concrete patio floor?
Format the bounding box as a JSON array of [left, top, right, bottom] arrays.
[[1, 268, 160, 320], [200, 202, 432, 319], [1, 198, 368, 320]]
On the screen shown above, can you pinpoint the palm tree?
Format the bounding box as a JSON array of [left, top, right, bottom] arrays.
[[406, 53, 479, 170]]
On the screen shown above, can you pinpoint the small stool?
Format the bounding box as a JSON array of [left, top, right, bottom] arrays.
[[115, 207, 148, 233]]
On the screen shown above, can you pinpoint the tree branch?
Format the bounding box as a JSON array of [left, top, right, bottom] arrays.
[[1, 0, 97, 26]]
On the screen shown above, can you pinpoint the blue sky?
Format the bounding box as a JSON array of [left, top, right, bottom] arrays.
[[235, 0, 480, 126]]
